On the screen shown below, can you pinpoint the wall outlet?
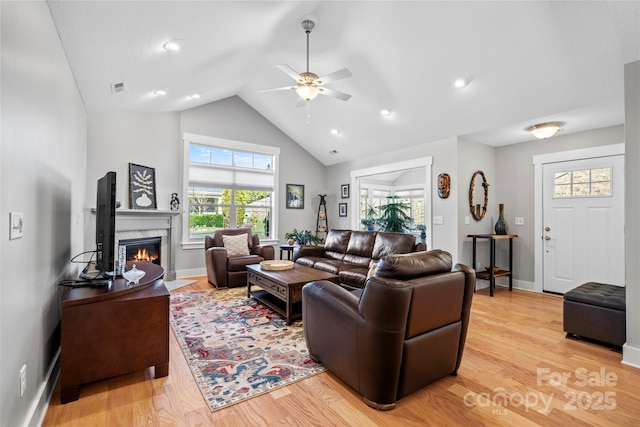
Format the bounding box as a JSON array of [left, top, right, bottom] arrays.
[[20, 364, 26, 397], [465, 216, 470, 225]]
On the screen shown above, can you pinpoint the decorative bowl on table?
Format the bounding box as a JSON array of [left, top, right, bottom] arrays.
[[260, 260, 294, 271], [123, 264, 146, 284]]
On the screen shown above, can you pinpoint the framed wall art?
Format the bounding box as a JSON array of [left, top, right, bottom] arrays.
[[286, 184, 304, 209], [339, 203, 347, 217], [129, 163, 157, 209], [341, 184, 350, 199]]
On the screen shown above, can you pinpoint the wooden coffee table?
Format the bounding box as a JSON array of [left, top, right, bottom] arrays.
[[246, 263, 339, 325]]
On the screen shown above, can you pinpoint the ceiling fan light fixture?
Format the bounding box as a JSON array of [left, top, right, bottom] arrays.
[[527, 122, 562, 139], [295, 84, 320, 101], [380, 108, 392, 116]]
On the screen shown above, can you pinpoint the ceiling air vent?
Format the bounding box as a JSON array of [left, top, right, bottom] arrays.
[[111, 82, 125, 94]]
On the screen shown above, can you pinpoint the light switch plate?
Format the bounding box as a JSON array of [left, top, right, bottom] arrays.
[[515, 217, 524, 225], [10, 212, 23, 240], [433, 216, 444, 225]]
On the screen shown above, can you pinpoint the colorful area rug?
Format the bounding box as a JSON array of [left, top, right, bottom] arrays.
[[169, 287, 325, 411]]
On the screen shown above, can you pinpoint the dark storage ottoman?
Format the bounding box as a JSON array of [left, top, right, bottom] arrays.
[[563, 282, 626, 347]]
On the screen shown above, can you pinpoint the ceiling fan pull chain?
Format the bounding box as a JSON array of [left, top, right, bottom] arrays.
[[306, 102, 311, 124]]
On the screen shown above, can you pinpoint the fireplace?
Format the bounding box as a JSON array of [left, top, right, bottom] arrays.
[[110, 209, 180, 281], [118, 237, 162, 268]]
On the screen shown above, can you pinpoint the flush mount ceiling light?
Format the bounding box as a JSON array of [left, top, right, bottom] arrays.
[[188, 93, 201, 100], [153, 89, 168, 96], [527, 122, 562, 139], [259, 17, 352, 106], [380, 108, 392, 117], [331, 129, 340, 135], [162, 39, 183, 51]]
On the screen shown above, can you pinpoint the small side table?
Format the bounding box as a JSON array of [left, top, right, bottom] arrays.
[[279, 244, 295, 260], [467, 234, 518, 296]]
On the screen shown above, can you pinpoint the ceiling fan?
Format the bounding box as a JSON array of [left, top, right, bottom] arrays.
[[259, 17, 352, 107]]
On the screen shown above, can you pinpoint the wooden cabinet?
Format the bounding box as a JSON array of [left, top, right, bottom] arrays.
[[60, 262, 169, 403]]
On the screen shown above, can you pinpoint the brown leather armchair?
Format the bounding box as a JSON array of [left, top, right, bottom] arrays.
[[302, 250, 475, 410], [204, 228, 274, 288]]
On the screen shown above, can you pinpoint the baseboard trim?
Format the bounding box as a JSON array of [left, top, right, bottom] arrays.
[[176, 267, 206, 278], [622, 343, 640, 368], [26, 349, 60, 427]]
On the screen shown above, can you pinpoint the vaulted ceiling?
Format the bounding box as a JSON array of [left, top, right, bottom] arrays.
[[48, 1, 640, 166]]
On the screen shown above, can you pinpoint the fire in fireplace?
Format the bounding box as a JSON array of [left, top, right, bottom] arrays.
[[118, 237, 161, 267]]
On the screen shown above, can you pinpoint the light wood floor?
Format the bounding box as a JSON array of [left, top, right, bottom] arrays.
[[43, 278, 640, 426]]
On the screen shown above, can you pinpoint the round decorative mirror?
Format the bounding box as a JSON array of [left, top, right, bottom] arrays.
[[469, 170, 489, 221]]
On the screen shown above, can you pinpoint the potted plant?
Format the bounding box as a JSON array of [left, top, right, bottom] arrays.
[[285, 229, 319, 245], [377, 196, 412, 232], [361, 203, 378, 231]]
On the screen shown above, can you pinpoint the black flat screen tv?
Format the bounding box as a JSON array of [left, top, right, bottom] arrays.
[[94, 171, 117, 278]]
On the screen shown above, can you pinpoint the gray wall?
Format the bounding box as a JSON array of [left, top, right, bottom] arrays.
[[86, 96, 326, 276], [325, 136, 460, 259], [494, 125, 623, 285], [179, 96, 326, 272], [624, 60, 640, 367], [1, 2, 87, 426]]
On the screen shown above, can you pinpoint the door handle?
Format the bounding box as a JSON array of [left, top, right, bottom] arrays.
[[545, 235, 551, 241], [545, 227, 551, 232]]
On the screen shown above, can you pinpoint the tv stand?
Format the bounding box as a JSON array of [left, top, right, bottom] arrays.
[[60, 262, 169, 403]]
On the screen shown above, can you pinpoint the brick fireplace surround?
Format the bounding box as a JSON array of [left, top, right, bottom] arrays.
[[114, 209, 180, 281]]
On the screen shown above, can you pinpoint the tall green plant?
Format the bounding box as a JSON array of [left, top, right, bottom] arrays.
[[377, 196, 412, 232]]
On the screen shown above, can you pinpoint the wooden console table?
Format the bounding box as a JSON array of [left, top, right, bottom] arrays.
[[60, 262, 169, 403], [467, 234, 518, 297]]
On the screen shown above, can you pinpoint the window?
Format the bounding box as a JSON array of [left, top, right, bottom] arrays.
[[553, 167, 611, 198], [184, 135, 279, 243]]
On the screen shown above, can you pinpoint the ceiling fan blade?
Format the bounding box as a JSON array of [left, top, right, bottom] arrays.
[[277, 64, 302, 82], [257, 85, 295, 93], [319, 87, 352, 101], [317, 68, 352, 85]]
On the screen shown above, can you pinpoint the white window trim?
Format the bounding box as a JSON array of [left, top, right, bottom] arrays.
[[181, 133, 280, 249], [351, 157, 433, 248]]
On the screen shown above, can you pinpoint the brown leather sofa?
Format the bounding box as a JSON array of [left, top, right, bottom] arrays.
[[302, 250, 475, 410], [204, 227, 274, 288], [293, 229, 426, 289]]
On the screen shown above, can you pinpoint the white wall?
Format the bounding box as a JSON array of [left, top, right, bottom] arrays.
[[0, 2, 87, 426]]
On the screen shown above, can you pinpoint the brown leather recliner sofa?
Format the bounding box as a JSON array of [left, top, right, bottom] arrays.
[[293, 229, 426, 289], [204, 227, 274, 288], [302, 250, 475, 410]]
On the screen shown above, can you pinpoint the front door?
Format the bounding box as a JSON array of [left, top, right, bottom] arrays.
[[542, 155, 624, 294]]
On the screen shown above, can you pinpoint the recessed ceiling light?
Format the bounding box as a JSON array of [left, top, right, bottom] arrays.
[[453, 77, 468, 89], [153, 89, 168, 96], [380, 108, 392, 116], [162, 39, 183, 51], [331, 129, 340, 135], [188, 93, 201, 100]]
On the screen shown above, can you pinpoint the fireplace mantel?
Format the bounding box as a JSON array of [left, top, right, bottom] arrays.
[[115, 209, 180, 281]]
